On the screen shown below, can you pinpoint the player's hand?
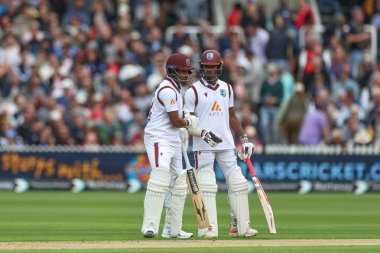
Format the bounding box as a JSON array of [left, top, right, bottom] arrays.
[[238, 135, 254, 160], [184, 113, 199, 132], [179, 128, 189, 151], [201, 130, 223, 147]]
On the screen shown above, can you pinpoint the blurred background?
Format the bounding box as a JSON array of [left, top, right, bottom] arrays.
[[0, 0, 379, 194]]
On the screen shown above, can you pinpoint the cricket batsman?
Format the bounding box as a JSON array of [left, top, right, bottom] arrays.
[[184, 49, 258, 238]]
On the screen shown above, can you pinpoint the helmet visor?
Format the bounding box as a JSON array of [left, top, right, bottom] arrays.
[[168, 68, 196, 86]]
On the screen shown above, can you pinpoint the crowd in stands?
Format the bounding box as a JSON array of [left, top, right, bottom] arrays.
[[0, 0, 379, 150]]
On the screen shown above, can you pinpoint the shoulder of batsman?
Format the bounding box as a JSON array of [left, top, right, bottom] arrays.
[[217, 79, 229, 88]]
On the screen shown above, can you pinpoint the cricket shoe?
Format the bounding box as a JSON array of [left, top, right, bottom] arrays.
[[229, 222, 258, 237], [142, 227, 155, 238], [161, 228, 193, 239], [198, 224, 218, 238]]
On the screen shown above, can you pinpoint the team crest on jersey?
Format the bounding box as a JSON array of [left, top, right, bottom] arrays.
[[220, 89, 226, 97], [169, 99, 175, 105], [204, 92, 208, 97], [207, 53, 213, 60]]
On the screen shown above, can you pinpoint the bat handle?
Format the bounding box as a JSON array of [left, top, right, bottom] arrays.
[[246, 157, 257, 177], [182, 144, 192, 169]]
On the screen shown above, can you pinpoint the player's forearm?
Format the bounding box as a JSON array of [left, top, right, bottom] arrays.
[[230, 113, 245, 137], [171, 118, 190, 128], [168, 111, 190, 128]]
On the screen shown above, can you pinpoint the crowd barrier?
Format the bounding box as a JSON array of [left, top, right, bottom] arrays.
[[0, 145, 379, 194]]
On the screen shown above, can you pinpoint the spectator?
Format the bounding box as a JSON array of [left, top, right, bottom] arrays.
[[259, 63, 284, 144], [241, 50, 265, 109], [272, 0, 292, 29], [347, 6, 371, 78], [293, 0, 314, 29], [277, 60, 295, 102], [174, 0, 209, 25], [241, 1, 266, 29], [227, 2, 243, 27], [102, 71, 121, 106], [88, 93, 105, 125], [98, 109, 123, 145], [63, 0, 90, 27], [266, 15, 292, 63], [82, 128, 100, 149], [322, 13, 348, 48], [357, 53, 374, 89], [298, 89, 330, 145], [331, 63, 360, 101], [369, 108, 380, 144], [342, 112, 366, 144], [69, 111, 87, 145], [246, 21, 269, 65], [133, 0, 160, 25], [170, 21, 190, 52], [278, 82, 308, 144]]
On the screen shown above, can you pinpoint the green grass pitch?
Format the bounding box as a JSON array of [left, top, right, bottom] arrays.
[[0, 191, 379, 252]]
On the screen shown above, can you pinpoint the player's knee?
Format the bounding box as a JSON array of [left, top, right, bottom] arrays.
[[227, 167, 248, 193], [197, 167, 218, 193], [172, 171, 187, 196], [147, 167, 171, 193]]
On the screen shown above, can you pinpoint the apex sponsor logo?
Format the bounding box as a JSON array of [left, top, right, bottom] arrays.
[[209, 101, 223, 116], [211, 101, 221, 112]]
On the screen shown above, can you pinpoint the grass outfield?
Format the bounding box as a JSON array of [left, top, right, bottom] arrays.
[[0, 191, 379, 252]]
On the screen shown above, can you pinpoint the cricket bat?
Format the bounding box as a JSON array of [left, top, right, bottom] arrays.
[[182, 145, 210, 229], [246, 157, 277, 234]]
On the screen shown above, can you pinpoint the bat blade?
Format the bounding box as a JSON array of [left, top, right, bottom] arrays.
[[186, 167, 210, 229], [252, 176, 277, 234], [246, 157, 276, 234]]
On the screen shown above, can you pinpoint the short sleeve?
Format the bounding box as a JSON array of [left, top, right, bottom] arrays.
[[184, 88, 196, 113], [157, 87, 178, 112], [228, 84, 234, 107]]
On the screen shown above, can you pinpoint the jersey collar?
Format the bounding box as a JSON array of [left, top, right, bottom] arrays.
[[200, 78, 219, 91], [165, 77, 181, 92]]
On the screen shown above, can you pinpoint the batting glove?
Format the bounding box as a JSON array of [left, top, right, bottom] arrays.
[[201, 130, 223, 147], [238, 134, 254, 160], [185, 114, 199, 132]]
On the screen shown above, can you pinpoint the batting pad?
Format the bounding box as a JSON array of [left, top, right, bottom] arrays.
[[169, 171, 188, 237], [227, 167, 250, 236], [141, 167, 171, 235], [197, 167, 218, 237]]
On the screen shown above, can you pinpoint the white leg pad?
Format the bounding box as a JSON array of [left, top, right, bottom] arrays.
[[141, 167, 171, 235], [227, 167, 251, 236], [169, 171, 188, 237], [197, 167, 218, 237]]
